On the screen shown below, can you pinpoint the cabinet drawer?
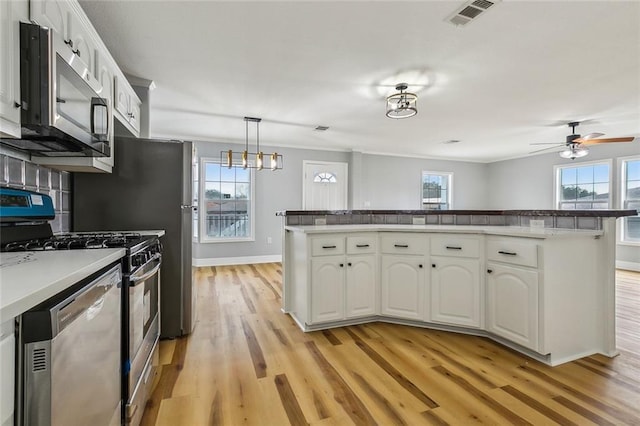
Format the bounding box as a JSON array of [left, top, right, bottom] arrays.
[[487, 237, 538, 268], [430, 235, 480, 258], [311, 236, 345, 256], [380, 233, 427, 255], [346, 235, 377, 254]]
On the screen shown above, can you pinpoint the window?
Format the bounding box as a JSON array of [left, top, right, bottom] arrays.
[[313, 172, 337, 183], [555, 161, 611, 210], [199, 158, 254, 242], [621, 157, 640, 243], [422, 172, 452, 210]]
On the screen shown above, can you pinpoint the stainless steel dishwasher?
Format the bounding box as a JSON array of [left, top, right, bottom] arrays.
[[18, 263, 122, 426]]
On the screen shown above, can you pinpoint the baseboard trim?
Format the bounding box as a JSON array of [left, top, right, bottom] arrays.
[[193, 255, 282, 267], [616, 261, 640, 272]]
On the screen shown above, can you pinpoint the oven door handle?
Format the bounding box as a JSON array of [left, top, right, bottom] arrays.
[[130, 259, 162, 286]]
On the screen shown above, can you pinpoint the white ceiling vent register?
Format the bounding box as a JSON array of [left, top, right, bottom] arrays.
[[447, 0, 500, 27]]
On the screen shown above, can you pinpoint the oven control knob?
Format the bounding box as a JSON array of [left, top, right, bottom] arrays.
[[132, 253, 147, 267]]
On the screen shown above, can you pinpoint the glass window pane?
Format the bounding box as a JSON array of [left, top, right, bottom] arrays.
[[592, 183, 609, 201], [204, 182, 221, 199], [236, 182, 250, 199], [576, 166, 593, 184], [576, 184, 594, 201], [561, 168, 577, 185], [561, 185, 578, 201], [626, 180, 640, 200], [220, 182, 234, 199], [221, 166, 236, 182], [235, 167, 250, 183], [593, 164, 609, 183], [624, 217, 640, 242], [205, 163, 220, 180], [627, 160, 640, 181]]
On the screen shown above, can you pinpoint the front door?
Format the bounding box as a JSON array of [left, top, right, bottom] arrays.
[[303, 161, 348, 210]]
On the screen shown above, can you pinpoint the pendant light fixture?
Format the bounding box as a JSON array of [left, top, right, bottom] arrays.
[[386, 83, 418, 119], [221, 117, 283, 170]]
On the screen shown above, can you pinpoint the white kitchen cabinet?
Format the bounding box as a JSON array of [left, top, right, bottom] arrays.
[[0, 0, 27, 138], [430, 256, 481, 328], [114, 72, 142, 136], [380, 255, 425, 320], [308, 234, 377, 324], [30, 0, 70, 40], [310, 256, 345, 323], [487, 263, 539, 351], [0, 320, 15, 426]]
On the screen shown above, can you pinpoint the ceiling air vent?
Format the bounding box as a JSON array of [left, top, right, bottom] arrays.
[[315, 126, 329, 131], [447, 0, 499, 27]]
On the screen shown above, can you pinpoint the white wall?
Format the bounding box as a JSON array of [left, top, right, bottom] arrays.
[[487, 142, 640, 268]]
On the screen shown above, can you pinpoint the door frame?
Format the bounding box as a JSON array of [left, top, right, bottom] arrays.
[[302, 160, 349, 210]]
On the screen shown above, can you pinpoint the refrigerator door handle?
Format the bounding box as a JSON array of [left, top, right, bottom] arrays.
[[180, 205, 196, 210]]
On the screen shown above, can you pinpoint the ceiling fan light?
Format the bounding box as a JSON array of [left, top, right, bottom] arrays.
[[559, 145, 588, 159], [386, 83, 418, 119]]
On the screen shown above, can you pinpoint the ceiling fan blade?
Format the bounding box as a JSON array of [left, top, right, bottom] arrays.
[[530, 143, 564, 145], [576, 137, 635, 145], [529, 145, 564, 154], [581, 132, 605, 140]]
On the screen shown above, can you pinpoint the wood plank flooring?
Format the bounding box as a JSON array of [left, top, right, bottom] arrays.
[[141, 265, 640, 425]]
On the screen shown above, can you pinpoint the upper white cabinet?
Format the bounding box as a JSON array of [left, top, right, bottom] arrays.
[[114, 72, 142, 136], [0, 0, 27, 138]]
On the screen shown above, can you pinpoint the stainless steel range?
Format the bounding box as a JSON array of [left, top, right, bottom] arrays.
[[1, 187, 162, 426]]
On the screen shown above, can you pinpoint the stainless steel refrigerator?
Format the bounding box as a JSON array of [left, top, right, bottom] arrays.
[[73, 137, 196, 338]]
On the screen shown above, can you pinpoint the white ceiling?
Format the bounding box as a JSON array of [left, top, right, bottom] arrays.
[[79, 0, 640, 163]]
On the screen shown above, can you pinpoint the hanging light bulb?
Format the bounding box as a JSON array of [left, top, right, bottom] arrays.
[[271, 152, 278, 170], [256, 152, 264, 170], [226, 150, 233, 168], [242, 150, 248, 168]]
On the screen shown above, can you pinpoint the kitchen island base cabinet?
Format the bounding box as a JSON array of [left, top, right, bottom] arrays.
[[430, 257, 482, 328], [380, 256, 425, 321], [345, 255, 377, 318], [486, 263, 539, 351], [0, 321, 14, 426]]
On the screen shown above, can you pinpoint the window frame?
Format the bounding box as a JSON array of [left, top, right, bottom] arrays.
[[553, 159, 613, 210], [618, 155, 640, 246], [198, 157, 256, 243], [421, 171, 453, 210]]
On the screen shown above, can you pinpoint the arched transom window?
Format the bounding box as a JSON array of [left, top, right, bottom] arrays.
[[313, 172, 337, 183]]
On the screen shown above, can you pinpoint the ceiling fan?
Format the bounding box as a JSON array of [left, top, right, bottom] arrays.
[[530, 121, 635, 159]]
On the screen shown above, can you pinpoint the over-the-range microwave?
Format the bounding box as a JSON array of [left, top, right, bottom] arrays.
[[0, 22, 110, 157]]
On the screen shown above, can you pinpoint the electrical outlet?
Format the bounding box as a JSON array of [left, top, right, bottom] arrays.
[[314, 217, 327, 225], [530, 219, 545, 228]]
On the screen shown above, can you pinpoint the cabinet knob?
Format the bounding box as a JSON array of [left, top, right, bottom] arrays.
[[347, 262, 352, 267], [339, 263, 344, 267], [72, 48, 80, 57], [431, 264, 436, 268], [64, 39, 74, 48], [419, 264, 423, 268], [487, 269, 493, 274], [14, 101, 21, 109]]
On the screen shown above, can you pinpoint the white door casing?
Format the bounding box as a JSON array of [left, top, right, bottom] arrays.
[[303, 161, 348, 210]]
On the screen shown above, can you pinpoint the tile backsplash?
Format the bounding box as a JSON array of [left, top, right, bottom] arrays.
[[0, 154, 72, 233]]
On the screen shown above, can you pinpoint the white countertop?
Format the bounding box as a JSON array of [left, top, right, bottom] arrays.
[[0, 248, 126, 322], [284, 224, 604, 239]]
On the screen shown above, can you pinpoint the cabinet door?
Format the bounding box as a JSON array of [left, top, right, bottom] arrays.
[[67, 14, 98, 79], [430, 256, 481, 328], [114, 74, 130, 120], [487, 263, 539, 351], [345, 255, 376, 318], [30, 0, 69, 40], [310, 256, 345, 324], [0, 0, 26, 137], [129, 97, 141, 134], [97, 64, 114, 167], [380, 256, 424, 320]]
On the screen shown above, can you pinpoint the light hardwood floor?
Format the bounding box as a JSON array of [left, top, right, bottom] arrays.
[[141, 265, 640, 425]]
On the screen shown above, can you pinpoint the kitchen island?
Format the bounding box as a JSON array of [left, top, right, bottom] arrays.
[[279, 209, 635, 366]]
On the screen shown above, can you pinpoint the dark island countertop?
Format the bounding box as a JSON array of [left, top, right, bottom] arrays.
[[276, 209, 637, 218]]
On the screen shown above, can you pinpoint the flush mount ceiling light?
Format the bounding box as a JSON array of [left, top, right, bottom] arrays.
[[220, 117, 283, 171], [386, 83, 418, 119], [559, 143, 589, 160]]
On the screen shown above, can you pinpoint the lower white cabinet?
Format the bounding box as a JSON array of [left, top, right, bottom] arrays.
[[486, 263, 539, 351], [380, 255, 425, 320], [310, 254, 377, 324], [0, 320, 15, 426], [430, 256, 481, 328]]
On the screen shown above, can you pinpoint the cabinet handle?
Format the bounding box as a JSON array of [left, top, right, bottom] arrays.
[[487, 269, 493, 274], [431, 264, 436, 268], [72, 48, 80, 57], [446, 246, 462, 250], [64, 39, 74, 48], [322, 245, 336, 249], [347, 262, 352, 267], [14, 102, 21, 108], [356, 244, 370, 248], [498, 250, 517, 256], [394, 244, 409, 248]]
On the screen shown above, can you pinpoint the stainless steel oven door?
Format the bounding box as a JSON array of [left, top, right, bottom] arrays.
[[128, 254, 160, 393]]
